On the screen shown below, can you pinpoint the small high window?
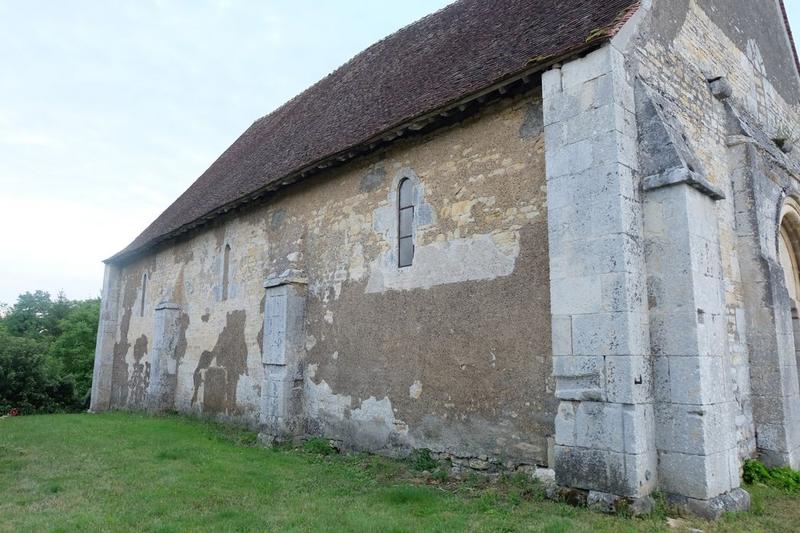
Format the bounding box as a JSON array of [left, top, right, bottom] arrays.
[[222, 244, 231, 301], [398, 178, 415, 267], [140, 274, 147, 317]]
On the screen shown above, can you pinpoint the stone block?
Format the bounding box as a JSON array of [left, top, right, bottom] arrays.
[[544, 120, 566, 151], [601, 271, 646, 314], [622, 404, 655, 455], [605, 355, 652, 404], [586, 490, 618, 514], [666, 355, 728, 405], [554, 445, 613, 494], [553, 355, 604, 378], [548, 192, 641, 247], [554, 446, 655, 498], [748, 362, 787, 401], [551, 315, 573, 356], [546, 162, 635, 203], [561, 46, 611, 89], [754, 420, 792, 458], [645, 272, 694, 312], [653, 356, 671, 403], [624, 450, 658, 497], [685, 187, 722, 241], [592, 73, 614, 109], [642, 198, 666, 238], [649, 310, 700, 356], [659, 449, 734, 500], [689, 233, 723, 281], [546, 139, 594, 178], [667, 488, 750, 520], [561, 103, 617, 143], [785, 367, 800, 398], [575, 401, 624, 452], [543, 91, 581, 126], [616, 106, 637, 141], [654, 402, 734, 455], [571, 311, 648, 357], [751, 395, 789, 426], [591, 121, 637, 170], [550, 276, 603, 315], [541, 67, 562, 98], [691, 276, 725, 317], [553, 355, 604, 400], [555, 401, 578, 446]]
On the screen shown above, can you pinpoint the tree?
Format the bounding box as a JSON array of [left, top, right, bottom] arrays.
[[0, 328, 57, 414], [2, 290, 74, 339], [0, 291, 98, 413], [48, 299, 100, 405]]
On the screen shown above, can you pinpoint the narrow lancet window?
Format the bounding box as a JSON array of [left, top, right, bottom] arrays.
[[222, 244, 231, 301], [398, 178, 415, 267], [140, 274, 147, 317]]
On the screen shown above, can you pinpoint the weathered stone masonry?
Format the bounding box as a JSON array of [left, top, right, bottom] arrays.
[[92, 94, 556, 468], [92, 0, 800, 518], [538, 0, 800, 516]]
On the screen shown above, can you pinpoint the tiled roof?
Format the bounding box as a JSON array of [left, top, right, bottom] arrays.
[[110, 0, 640, 263]]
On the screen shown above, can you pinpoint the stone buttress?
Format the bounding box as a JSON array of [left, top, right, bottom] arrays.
[[259, 270, 308, 443], [544, 42, 749, 517]]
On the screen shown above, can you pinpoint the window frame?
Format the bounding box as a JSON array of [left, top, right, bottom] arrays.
[[398, 178, 415, 268], [140, 273, 147, 317], [222, 243, 231, 301]]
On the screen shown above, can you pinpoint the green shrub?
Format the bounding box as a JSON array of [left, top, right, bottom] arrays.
[[431, 468, 449, 483], [409, 448, 439, 471], [742, 459, 771, 484], [743, 459, 800, 492], [304, 437, 336, 455], [0, 292, 99, 414], [0, 329, 75, 414]]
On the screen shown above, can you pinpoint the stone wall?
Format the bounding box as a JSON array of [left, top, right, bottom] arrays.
[[628, 0, 800, 470], [541, 0, 800, 516], [92, 90, 556, 468]]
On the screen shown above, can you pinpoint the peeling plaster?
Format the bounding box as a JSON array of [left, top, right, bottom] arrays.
[[367, 231, 520, 293], [409, 380, 423, 399], [305, 364, 410, 450]]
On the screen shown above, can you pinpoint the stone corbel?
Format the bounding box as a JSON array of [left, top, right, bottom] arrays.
[[263, 268, 308, 289], [642, 167, 726, 201]]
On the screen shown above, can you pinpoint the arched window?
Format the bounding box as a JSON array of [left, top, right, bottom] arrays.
[[779, 199, 800, 307], [398, 178, 415, 267], [222, 244, 231, 301], [779, 198, 800, 371], [140, 273, 147, 317]]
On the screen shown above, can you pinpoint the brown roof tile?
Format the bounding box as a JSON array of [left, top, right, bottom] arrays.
[[110, 0, 640, 263]]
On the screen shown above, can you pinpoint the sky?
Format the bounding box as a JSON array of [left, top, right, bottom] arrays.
[[0, 0, 452, 304], [0, 1, 798, 305]]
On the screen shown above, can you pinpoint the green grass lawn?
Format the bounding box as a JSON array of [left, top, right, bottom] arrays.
[[0, 413, 797, 532]]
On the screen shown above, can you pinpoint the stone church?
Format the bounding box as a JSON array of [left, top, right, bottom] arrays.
[[91, 0, 800, 517]]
